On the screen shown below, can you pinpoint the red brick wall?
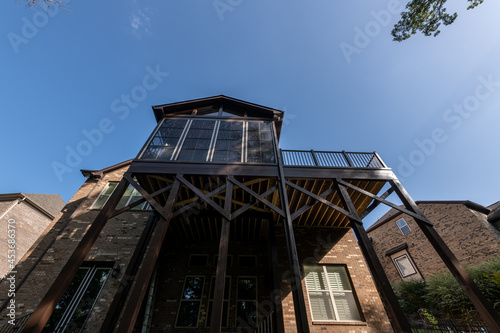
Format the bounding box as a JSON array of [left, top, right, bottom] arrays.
[[368, 203, 500, 283]]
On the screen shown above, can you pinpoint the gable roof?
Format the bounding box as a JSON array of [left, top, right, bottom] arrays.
[[0, 193, 65, 219], [366, 200, 492, 233], [152, 95, 285, 137]]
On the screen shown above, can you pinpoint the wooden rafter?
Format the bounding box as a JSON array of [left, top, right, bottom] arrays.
[[290, 187, 335, 221]]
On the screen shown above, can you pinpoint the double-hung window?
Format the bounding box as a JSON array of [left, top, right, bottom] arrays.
[[393, 254, 417, 277], [236, 277, 257, 328], [396, 218, 411, 235], [304, 265, 362, 322]]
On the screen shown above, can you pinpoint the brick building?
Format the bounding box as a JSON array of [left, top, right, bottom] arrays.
[[1, 96, 499, 332], [0, 193, 65, 279], [366, 201, 500, 283]]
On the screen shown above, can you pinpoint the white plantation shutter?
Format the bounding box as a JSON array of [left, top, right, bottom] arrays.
[[309, 292, 335, 320], [304, 265, 362, 322], [332, 292, 362, 321]]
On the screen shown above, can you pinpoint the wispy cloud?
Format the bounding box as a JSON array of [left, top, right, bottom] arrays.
[[130, 8, 151, 35]]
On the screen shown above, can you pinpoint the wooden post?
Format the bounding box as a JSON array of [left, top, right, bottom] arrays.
[[273, 122, 310, 333], [116, 177, 181, 333], [334, 178, 412, 333], [268, 221, 285, 333], [390, 179, 500, 331], [22, 177, 130, 333], [209, 180, 232, 333]]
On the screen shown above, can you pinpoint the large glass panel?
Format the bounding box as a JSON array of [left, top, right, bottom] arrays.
[[212, 120, 243, 162], [142, 119, 188, 160], [177, 120, 216, 162], [237, 278, 257, 327], [91, 183, 117, 209], [247, 121, 275, 163], [237, 278, 256, 300]]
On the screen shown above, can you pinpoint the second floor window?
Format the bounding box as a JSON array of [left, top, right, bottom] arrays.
[[91, 182, 151, 210], [141, 118, 276, 163], [396, 218, 411, 235]]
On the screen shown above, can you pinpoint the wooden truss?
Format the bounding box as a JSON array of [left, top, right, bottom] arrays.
[[22, 168, 500, 333]]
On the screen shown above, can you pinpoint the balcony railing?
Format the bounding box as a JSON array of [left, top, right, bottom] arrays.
[[280, 149, 386, 168]]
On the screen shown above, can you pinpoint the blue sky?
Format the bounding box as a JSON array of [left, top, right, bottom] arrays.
[[1, 0, 499, 227]]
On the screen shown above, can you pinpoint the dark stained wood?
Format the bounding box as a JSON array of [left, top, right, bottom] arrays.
[[268, 222, 285, 333], [177, 174, 230, 219], [230, 185, 278, 220], [228, 176, 285, 217], [129, 160, 280, 177], [334, 178, 412, 333], [273, 123, 310, 333], [285, 180, 356, 220], [359, 185, 394, 219], [283, 166, 396, 180], [336, 178, 433, 225], [116, 178, 181, 333], [109, 197, 147, 218], [390, 179, 500, 331], [22, 178, 130, 333], [209, 180, 233, 333], [291, 187, 335, 221], [124, 173, 174, 221]]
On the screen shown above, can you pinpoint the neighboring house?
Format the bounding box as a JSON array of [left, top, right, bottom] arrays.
[[0, 193, 65, 279], [366, 201, 500, 283], [0, 96, 497, 332]]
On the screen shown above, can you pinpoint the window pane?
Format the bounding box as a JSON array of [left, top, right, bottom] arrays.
[[65, 268, 111, 332], [176, 301, 201, 327], [237, 278, 256, 300], [396, 218, 411, 235], [326, 266, 352, 291], [246, 121, 275, 163], [182, 277, 204, 299], [305, 266, 328, 290], [236, 301, 257, 327], [309, 291, 335, 321], [177, 120, 216, 162], [213, 121, 243, 162], [142, 119, 188, 161], [332, 292, 361, 321], [395, 256, 416, 276]]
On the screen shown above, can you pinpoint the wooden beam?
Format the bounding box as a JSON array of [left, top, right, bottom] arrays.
[[230, 185, 279, 220], [268, 222, 285, 333], [273, 123, 310, 333], [290, 187, 335, 221], [177, 174, 229, 219], [333, 178, 412, 333], [228, 176, 285, 217], [116, 178, 181, 332], [359, 184, 393, 219], [22, 178, 130, 333], [285, 180, 356, 220], [124, 173, 173, 221], [209, 180, 233, 333], [336, 178, 433, 225], [390, 179, 500, 331]]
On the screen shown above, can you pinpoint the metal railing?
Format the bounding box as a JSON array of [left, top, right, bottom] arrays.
[[410, 318, 491, 332], [254, 310, 274, 333], [280, 149, 386, 168]]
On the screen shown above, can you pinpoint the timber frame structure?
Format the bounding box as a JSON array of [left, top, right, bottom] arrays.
[[11, 96, 500, 332]]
